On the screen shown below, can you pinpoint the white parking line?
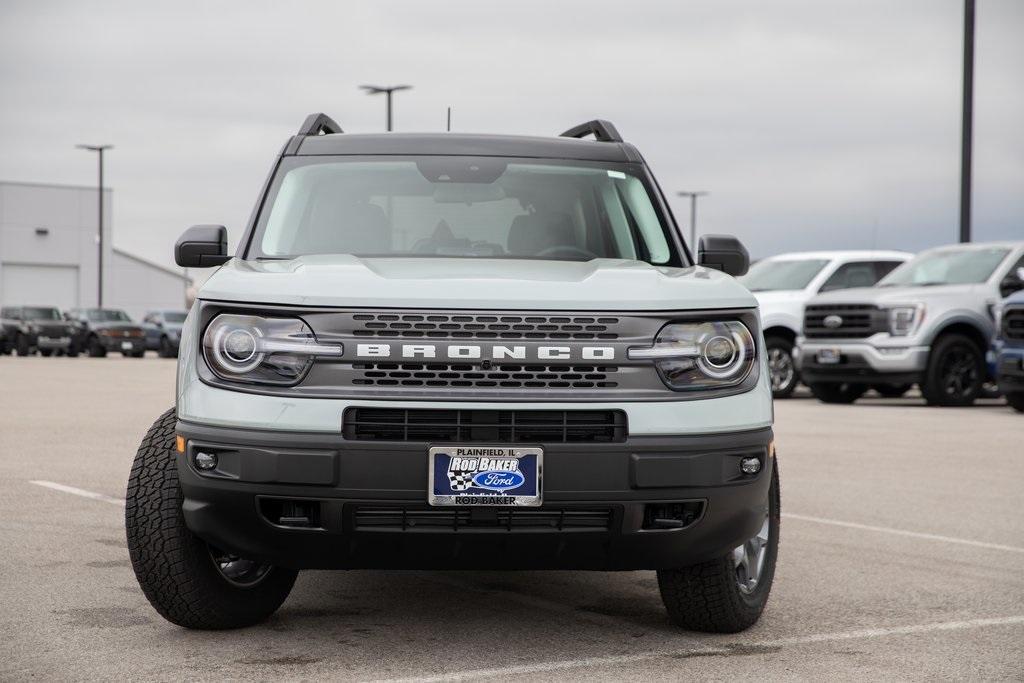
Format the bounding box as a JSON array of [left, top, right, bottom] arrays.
[[29, 480, 126, 507], [371, 615, 1024, 683], [783, 512, 1024, 554]]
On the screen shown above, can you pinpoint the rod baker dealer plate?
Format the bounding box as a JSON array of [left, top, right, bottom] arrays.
[[428, 446, 542, 507]]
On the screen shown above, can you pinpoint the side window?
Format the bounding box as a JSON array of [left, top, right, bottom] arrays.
[[819, 261, 881, 292], [999, 253, 1024, 298], [873, 261, 903, 280]]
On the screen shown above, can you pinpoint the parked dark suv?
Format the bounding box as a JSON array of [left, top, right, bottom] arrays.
[[0, 306, 77, 356], [66, 308, 147, 357], [142, 310, 188, 357]]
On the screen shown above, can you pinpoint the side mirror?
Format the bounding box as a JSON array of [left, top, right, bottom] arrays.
[[1000, 269, 1024, 298], [175, 225, 230, 268], [697, 234, 750, 277]]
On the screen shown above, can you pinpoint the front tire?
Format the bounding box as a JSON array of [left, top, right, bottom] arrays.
[[87, 336, 107, 357], [15, 334, 30, 356], [808, 381, 867, 404], [765, 335, 798, 399], [920, 333, 984, 407], [657, 462, 780, 633], [158, 336, 177, 358], [126, 408, 297, 629], [1007, 392, 1024, 413]]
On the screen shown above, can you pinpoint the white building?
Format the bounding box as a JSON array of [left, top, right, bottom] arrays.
[[0, 181, 189, 321]]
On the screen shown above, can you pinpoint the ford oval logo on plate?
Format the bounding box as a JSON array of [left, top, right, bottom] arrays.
[[471, 470, 525, 492], [823, 314, 844, 329]]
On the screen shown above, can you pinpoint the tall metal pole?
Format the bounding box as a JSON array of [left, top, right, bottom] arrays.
[[360, 85, 412, 132], [77, 144, 113, 307], [677, 191, 709, 250], [959, 0, 975, 243]]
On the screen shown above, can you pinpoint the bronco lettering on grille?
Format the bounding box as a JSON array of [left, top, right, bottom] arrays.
[[354, 343, 616, 361]]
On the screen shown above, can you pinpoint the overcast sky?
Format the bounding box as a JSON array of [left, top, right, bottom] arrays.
[[1, 0, 1021, 271]]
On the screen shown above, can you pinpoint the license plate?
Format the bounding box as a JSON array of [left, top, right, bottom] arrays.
[[121, 341, 133, 350], [816, 348, 841, 365], [428, 446, 542, 507]]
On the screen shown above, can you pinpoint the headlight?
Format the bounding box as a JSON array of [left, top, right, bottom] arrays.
[[887, 304, 925, 337], [628, 321, 756, 391], [202, 313, 343, 385]]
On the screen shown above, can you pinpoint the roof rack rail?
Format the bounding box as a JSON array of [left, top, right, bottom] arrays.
[[297, 112, 343, 136], [560, 119, 622, 143]]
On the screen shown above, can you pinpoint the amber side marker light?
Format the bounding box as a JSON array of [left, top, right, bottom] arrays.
[[175, 435, 185, 453]]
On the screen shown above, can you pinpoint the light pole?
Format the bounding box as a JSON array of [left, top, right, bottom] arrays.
[[677, 191, 708, 251], [76, 144, 113, 307], [959, 0, 975, 243], [359, 84, 413, 131]]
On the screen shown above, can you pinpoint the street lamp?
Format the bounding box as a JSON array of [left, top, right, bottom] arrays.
[[76, 144, 113, 307], [959, 0, 975, 243], [677, 191, 709, 252], [359, 84, 412, 132]]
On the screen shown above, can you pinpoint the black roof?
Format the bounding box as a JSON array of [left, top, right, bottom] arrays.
[[285, 114, 640, 162], [295, 132, 639, 162]]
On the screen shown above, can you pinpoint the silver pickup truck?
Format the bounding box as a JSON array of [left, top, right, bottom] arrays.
[[796, 241, 1024, 406]]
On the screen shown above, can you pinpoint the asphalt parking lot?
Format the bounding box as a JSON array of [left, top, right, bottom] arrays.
[[1, 356, 1022, 681]]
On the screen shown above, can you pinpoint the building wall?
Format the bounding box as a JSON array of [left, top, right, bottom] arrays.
[[0, 181, 188, 321]]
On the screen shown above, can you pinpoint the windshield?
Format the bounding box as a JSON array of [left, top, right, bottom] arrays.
[[741, 259, 829, 291], [86, 309, 131, 322], [23, 307, 61, 320], [879, 247, 1010, 287], [163, 312, 187, 323], [253, 157, 680, 265]]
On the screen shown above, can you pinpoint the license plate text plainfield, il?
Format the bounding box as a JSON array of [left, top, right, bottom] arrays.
[[428, 446, 543, 507]]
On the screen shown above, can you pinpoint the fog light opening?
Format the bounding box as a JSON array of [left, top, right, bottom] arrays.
[[194, 451, 218, 471], [740, 457, 761, 475]]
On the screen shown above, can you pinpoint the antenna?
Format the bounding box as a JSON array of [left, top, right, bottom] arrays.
[[447, 107, 452, 132]]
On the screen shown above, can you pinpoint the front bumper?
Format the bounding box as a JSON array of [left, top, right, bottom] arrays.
[[175, 419, 775, 571], [797, 339, 928, 385], [997, 347, 1024, 395]]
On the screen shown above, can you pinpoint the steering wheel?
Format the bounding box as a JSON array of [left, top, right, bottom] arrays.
[[535, 245, 598, 260]]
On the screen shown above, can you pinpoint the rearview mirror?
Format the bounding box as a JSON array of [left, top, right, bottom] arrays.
[[175, 225, 230, 268], [697, 234, 750, 277]]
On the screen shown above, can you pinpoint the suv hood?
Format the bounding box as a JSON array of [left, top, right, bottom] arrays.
[[198, 256, 757, 311], [809, 283, 982, 306]]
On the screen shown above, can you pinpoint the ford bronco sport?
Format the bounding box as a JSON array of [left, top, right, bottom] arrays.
[[126, 114, 779, 632]]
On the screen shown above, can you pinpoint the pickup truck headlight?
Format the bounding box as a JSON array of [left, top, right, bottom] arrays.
[[887, 304, 925, 337], [628, 321, 756, 391], [203, 313, 343, 385]]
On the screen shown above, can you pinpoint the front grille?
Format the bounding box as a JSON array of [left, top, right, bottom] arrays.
[[352, 505, 614, 532], [351, 363, 619, 389], [1003, 308, 1024, 341], [804, 304, 886, 339], [343, 408, 628, 443], [351, 313, 621, 340]]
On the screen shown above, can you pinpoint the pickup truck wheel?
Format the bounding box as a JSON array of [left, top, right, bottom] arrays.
[[158, 336, 176, 358], [66, 345, 79, 358], [1006, 392, 1024, 413], [15, 334, 30, 356], [921, 333, 983, 407], [657, 462, 779, 633], [807, 381, 867, 404], [126, 408, 298, 629], [765, 336, 798, 398], [87, 336, 107, 357]]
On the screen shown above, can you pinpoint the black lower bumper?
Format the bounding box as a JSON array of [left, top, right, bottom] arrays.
[[801, 354, 920, 385], [175, 420, 775, 571], [101, 337, 145, 353], [997, 353, 1024, 394]]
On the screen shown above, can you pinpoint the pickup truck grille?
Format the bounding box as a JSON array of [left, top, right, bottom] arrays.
[[351, 363, 619, 389], [1003, 308, 1024, 341], [343, 408, 628, 443], [804, 304, 886, 339], [351, 313, 622, 340]]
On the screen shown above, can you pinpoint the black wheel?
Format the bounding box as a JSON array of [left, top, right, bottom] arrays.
[[808, 381, 867, 404], [126, 408, 297, 629], [66, 344, 79, 358], [920, 334, 984, 407], [39, 349, 53, 357], [873, 383, 912, 398], [87, 336, 107, 357], [15, 334, 30, 356], [765, 335, 798, 399], [158, 336, 177, 358], [1006, 393, 1024, 413], [658, 461, 780, 633]]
